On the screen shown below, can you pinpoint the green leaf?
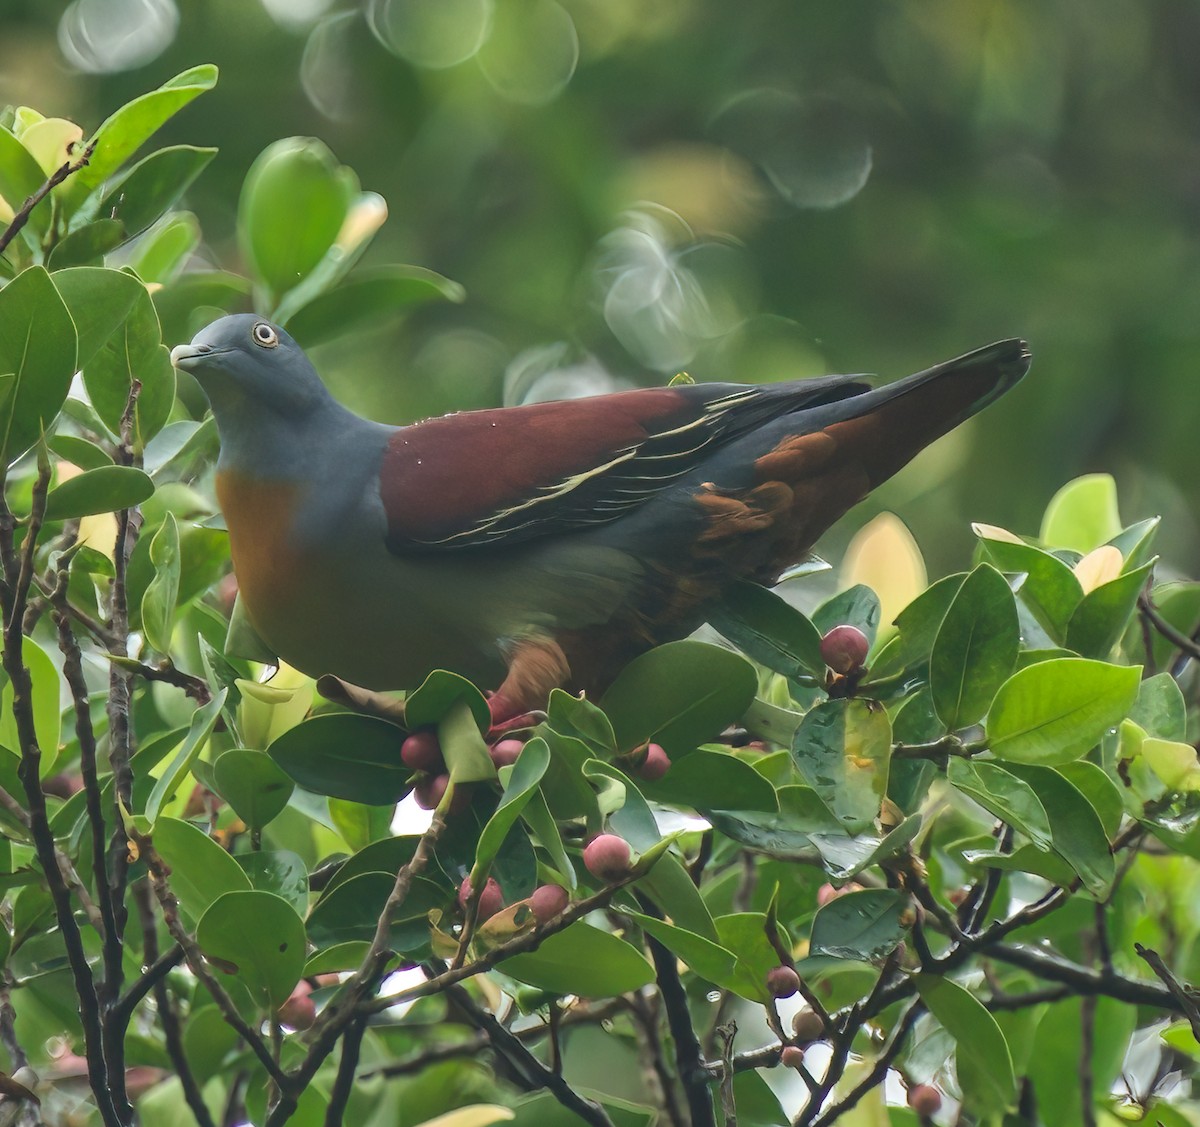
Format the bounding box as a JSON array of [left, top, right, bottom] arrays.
[[1130, 672, 1187, 742], [809, 889, 909, 960], [988, 658, 1140, 766], [268, 713, 410, 804], [473, 737, 550, 879], [975, 527, 1083, 639], [544, 688, 616, 754], [1002, 763, 1115, 896], [181, 1005, 238, 1086], [127, 211, 201, 285], [99, 145, 216, 238], [1108, 516, 1160, 572], [639, 747, 777, 813], [714, 912, 791, 1002], [929, 563, 1018, 729], [317, 836, 421, 900], [439, 697, 495, 784], [79, 65, 220, 188], [139, 511, 179, 653], [916, 974, 1016, 1116], [305, 871, 445, 950], [48, 434, 113, 471], [45, 464, 154, 521], [792, 698, 890, 833], [0, 126, 48, 237], [46, 219, 127, 269], [405, 669, 492, 733], [196, 889, 305, 1008], [626, 911, 737, 987], [599, 640, 757, 757], [0, 636, 61, 775], [1065, 560, 1155, 658], [152, 816, 252, 924], [284, 264, 465, 347], [500, 922, 654, 997], [212, 749, 295, 832], [145, 689, 227, 822], [813, 584, 881, 645], [238, 137, 357, 300], [947, 759, 1052, 849], [1058, 760, 1124, 837], [707, 579, 826, 679], [153, 269, 252, 345], [0, 265, 77, 463], [891, 573, 966, 669], [237, 850, 309, 916], [1040, 473, 1122, 553], [82, 283, 175, 448]]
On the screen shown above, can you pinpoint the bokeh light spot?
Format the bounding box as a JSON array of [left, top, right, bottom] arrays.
[[57, 0, 178, 74], [712, 89, 873, 210], [367, 0, 494, 69], [476, 0, 579, 106]]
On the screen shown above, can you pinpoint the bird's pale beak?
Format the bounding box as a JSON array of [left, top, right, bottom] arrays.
[[170, 343, 228, 370]]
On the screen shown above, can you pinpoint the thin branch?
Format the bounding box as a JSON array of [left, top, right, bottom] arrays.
[[447, 984, 616, 1127], [715, 1023, 737, 1127], [639, 896, 714, 1127], [109, 944, 185, 1033], [114, 657, 212, 703], [990, 943, 1178, 1009], [322, 1016, 366, 1127], [134, 881, 215, 1127], [0, 141, 95, 257], [628, 992, 687, 1127], [1135, 944, 1200, 1039]]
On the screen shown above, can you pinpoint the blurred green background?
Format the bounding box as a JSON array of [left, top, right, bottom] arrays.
[[3, 0, 1198, 573]]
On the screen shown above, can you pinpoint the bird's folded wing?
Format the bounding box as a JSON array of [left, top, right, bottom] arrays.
[[380, 375, 871, 553]]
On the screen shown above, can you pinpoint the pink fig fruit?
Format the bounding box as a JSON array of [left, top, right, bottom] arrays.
[[819, 624, 869, 674], [401, 730, 444, 774], [766, 964, 801, 999], [583, 834, 632, 882], [529, 883, 570, 923], [637, 743, 671, 781]]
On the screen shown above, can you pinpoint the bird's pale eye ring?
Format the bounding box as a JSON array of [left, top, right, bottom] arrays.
[[252, 322, 279, 348]]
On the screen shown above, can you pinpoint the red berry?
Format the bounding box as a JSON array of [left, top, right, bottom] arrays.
[[907, 1084, 942, 1116], [401, 730, 444, 774], [791, 1008, 826, 1043], [458, 876, 505, 922], [637, 743, 671, 781], [766, 964, 801, 999], [490, 738, 524, 768], [413, 773, 448, 810], [819, 624, 869, 674], [780, 1045, 806, 1070], [583, 834, 632, 882], [277, 981, 316, 1030], [529, 883, 570, 923]]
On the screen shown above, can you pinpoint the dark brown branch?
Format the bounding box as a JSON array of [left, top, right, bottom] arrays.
[[135, 881, 215, 1127], [322, 1016, 366, 1127], [991, 943, 1177, 1009], [1135, 944, 1200, 1040], [110, 943, 185, 1032], [0, 141, 95, 256], [447, 984, 616, 1127], [115, 657, 212, 703], [628, 992, 687, 1127], [639, 897, 714, 1127], [1138, 594, 1200, 667]]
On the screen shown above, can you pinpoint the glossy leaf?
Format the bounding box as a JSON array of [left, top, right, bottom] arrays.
[[1003, 763, 1114, 896], [988, 658, 1140, 766], [1040, 473, 1122, 553], [145, 690, 227, 822], [707, 579, 826, 679], [626, 911, 737, 987], [0, 126, 47, 236], [285, 264, 465, 347], [929, 563, 1018, 729], [46, 219, 126, 269], [1130, 672, 1187, 742], [100, 145, 216, 238], [0, 636, 61, 775], [46, 465, 154, 521], [599, 640, 757, 757], [947, 759, 1052, 849], [916, 974, 1016, 1116], [500, 923, 654, 997], [196, 889, 306, 1008], [152, 816, 251, 923], [405, 669, 491, 733], [79, 64, 220, 187], [892, 572, 966, 669], [212, 748, 295, 831], [975, 527, 1083, 639], [792, 698, 890, 833], [638, 747, 778, 813], [139, 511, 179, 654], [236, 850, 308, 916], [809, 889, 909, 961], [0, 265, 77, 463], [439, 697, 495, 784], [268, 713, 410, 804], [128, 211, 201, 285], [544, 689, 615, 755], [812, 584, 882, 645], [473, 737, 550, 879], [306, 871, 445, 949], [1064, 560, 1155, 658]]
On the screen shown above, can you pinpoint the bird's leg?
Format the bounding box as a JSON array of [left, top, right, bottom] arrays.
[[487, 637, 570, 738]]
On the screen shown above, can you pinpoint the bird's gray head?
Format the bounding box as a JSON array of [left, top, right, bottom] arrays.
[[170, 314, 332, 420]]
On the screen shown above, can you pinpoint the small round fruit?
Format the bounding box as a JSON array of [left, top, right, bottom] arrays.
[[637, 743, 671, 781], [583, 834, 633, 882], [907, 1084, 942, 1116], [819, 624, 869, 674], [490, 738, 524, 768], [791, 1008, 826, 1044], [529, 883, 570, 923], [277, 981, 316, 1030], [413, 773, 448, 810], [779, 1045, 806, 1071], [458, 876, 505, 921], [766, 964, 801, 999], [401, 730, 444, 774]]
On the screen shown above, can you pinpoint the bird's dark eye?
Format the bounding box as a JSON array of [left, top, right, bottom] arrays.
[[252, 322, 279, 348]]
